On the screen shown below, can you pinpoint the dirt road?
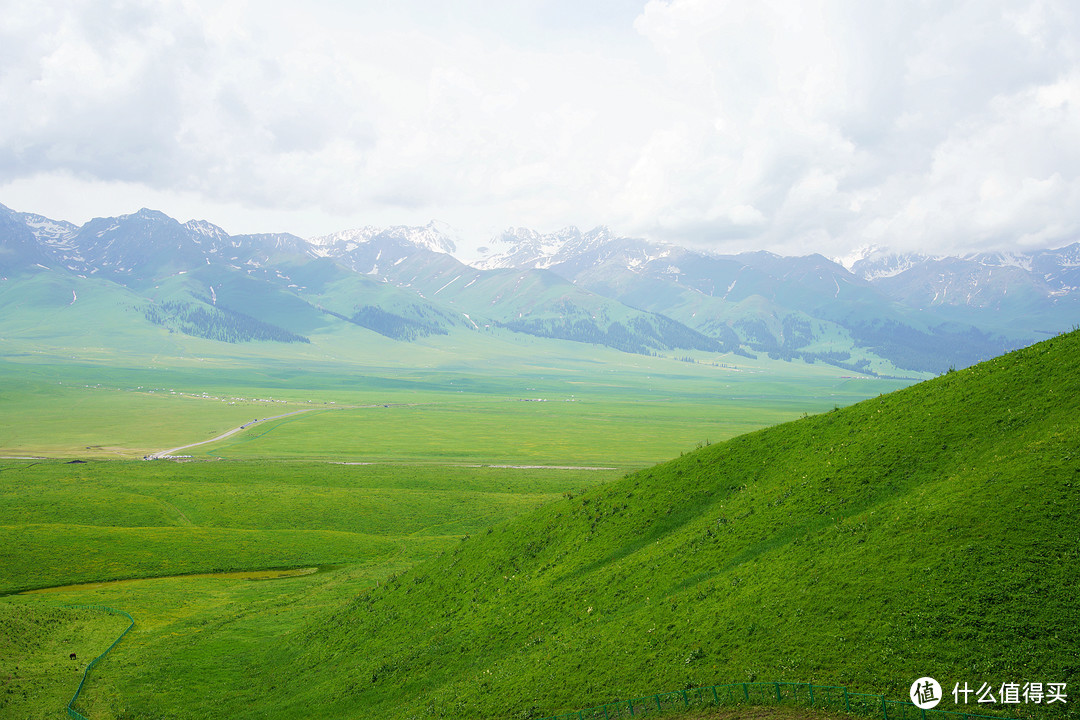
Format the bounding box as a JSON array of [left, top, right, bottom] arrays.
[[145, 408, 319, 459]]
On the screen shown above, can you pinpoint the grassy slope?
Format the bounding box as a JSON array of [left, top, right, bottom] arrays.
[[251, 331, 1080, 720], [0, 604, 131, 719], [0, 462, 617, 594], [0, 461, 618, 720]]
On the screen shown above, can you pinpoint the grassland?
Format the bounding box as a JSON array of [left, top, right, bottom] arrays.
[[0, 459, 620, 719], [0, 461, 620, 594], [5, 323, 997, 720], [0, 338, 909, 463], [0, 604, 131, 719], [268, 330, 1072, 720], [4, 331, 1076, 719], [49, 329, 1066, 720], [196, 397, 791, 465]]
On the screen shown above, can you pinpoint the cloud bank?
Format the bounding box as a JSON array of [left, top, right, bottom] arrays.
[[2, 0, 1079, 256]]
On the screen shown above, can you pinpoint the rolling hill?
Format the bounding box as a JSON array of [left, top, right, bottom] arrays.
[[243, 330, 1080, 719]]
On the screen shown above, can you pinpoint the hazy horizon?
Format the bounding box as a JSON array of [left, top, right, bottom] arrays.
[[3, 1, 1080, 259], [9, 198, 1080, 270]]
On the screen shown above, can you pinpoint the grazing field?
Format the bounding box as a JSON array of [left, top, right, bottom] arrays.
[[0, 603, 132, 719], [15, 330, 1062, 720], [196, 397, 796, 465], [262, 331, 1075, 720], [0, 460, 618, 719], [0, 461, 619, 594], [0, 343, 911, 463], [1, 334, 922, 719]]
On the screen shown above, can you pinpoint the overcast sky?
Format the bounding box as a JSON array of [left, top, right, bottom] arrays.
[[2, 0, 1079, 259]]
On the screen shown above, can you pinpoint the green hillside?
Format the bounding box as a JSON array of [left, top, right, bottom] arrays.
[[257, 331, 1078, 719]]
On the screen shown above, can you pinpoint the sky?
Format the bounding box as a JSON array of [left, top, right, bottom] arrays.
[[2, 0, 1080, 260]]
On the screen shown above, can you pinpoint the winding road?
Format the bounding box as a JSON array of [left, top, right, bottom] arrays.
[[145, 408, 319, 459]]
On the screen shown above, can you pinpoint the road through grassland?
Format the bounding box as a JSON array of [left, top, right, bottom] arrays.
[[144, 408, 322, 459]]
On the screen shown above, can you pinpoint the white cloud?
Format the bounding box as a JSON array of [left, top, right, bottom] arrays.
[[617, 0, 1080, 255], [1, 0, 1079, 257]]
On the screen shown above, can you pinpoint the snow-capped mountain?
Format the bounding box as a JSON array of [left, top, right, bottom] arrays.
[[475, 226, 623, 270], [0, 204, 81, 273], [984, 245, 1080, 295], [311, 220, 458, 256], [3, 201, 1078, 375], [52, 209, 238, 277], [466, 223, 1080, 371], [307, 222, 464, 281], [0, 205, 323, 283], [473, 225, 681, 275], [848, 251, 933, 281], [0, 203, 54, 273], [847, 244, 1080, 310], [16, 211, 78, 246], [184, 219, 232, 246]]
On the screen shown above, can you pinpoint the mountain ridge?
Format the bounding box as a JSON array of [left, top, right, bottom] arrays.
[[0, 204, 729, 361], [2, 201, 1077, 374]]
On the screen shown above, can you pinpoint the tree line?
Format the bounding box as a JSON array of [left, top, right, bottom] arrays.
[[144, 301, 310, 344]]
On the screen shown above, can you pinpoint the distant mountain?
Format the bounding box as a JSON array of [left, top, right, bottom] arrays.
[[0, 203, 55, 273], [474, 224, 1080, 373], [845, 250, 927, 280], [15, 209, 79, 254], [849, 245, 1080, 299], [2, 202, 1077, 373], [311, 220, 459, 257], [310, 223, 725, 355], [848, 246, 1080, 336], [475, 226, 624, 270], [0, 206, 725, 359]]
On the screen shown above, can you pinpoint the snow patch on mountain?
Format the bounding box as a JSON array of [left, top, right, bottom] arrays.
[[474, 226, 575, 270], [849, 250, 936, 281], [19, 214, 77, 245], [310, 220, 458, 255], [474, 225, 663, 272], [969, 250, 1033, 272], [184, 219, 231, 245]]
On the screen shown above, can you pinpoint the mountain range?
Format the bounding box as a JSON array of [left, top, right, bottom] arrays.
[[2, 201, 1077, 375]]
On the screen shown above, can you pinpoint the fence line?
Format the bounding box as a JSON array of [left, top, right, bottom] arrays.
[[61, 605, 135, 720], [540, 681, 1016, 720], [48, 612, 1022, 720]]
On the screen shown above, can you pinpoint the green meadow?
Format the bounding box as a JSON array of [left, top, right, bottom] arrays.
[[0, 604, 131, 719], [2, 329, 1074, 719], [0, 338, 908, 463], [0, 459, 620, 719], [0, 461, 621, 594], [3, 328, 976, 720], [199, 397, 795, 465]]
